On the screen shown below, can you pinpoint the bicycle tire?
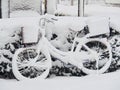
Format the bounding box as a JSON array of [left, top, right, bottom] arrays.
[[79, 38, 112, 74], [12, 46, 52, 81]]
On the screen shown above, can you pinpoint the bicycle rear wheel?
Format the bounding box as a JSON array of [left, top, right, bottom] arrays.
[[12, 46, 52, 81], [78, 39, 112, 74]]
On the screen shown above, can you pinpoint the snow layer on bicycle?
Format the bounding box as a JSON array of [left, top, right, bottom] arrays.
[[0, 15, 120, 79]]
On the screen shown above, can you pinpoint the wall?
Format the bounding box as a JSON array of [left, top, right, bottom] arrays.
[[10, 0, 41, 13], [1, 0, 42, 18]]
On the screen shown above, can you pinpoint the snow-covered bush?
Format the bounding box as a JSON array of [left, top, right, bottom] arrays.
[[49, 59, 86, 77], [0, 28, 22, 79], [40, 16, 119, 77], [46, 22, 120, 77], [1, 16, 120, 79], [0, 17, 41, 79], [108, 29, 120, 72]]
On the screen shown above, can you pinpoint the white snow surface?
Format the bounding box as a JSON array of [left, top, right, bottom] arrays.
[[110, 16, 120, 33], [0, 71, 120, 90], [55, 4, 120, 16], [86, 16, 110, 36], [10, 10, 41, 18], [0, 17, 42, 44], [85, 5, 120, 16]]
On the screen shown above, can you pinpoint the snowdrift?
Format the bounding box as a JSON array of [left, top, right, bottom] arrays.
[[0, 70, 120, 90]]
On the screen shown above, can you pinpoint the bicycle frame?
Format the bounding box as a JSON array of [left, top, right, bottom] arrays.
[[35, 26, 111, 70], [12, 17, 112, 81]]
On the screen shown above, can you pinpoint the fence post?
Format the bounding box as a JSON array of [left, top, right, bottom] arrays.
[[0, 0, 1, 18], [40, 0, 42, 15], [78, 0, 84, 17], [71, 0, 73, 6], [8, 0, 10, 18]]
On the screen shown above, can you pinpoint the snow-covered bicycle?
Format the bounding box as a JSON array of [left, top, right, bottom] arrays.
[[12, 17, 112, 81]]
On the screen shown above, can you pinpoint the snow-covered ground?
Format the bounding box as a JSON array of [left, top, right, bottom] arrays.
[[0, 71, 120, 90]]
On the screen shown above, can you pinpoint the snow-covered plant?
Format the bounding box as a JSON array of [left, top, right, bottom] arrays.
[[49, 58, 85, 77], [108, 29, 120, 72], [0, 28, 21, 79], [48, 27, 120, 77]]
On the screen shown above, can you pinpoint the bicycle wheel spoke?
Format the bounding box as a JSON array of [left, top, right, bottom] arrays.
[[27, 50, 31, 60], [81, 40, 111, 74], [17, 62, 30, 68], [95, 58, 99, 72], [19, 66, 29, 73], [34, 57, 48, 68], [99, 49, 109, 59]]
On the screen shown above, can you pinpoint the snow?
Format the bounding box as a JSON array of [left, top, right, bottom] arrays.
[[0, 17, 41, 43], [0, 17, 40, 28], [86, 16, 110, 36], [110, 16, 120, 33], [22, 25, 39, 43], [55, 4, 78, 16], [85, 5, 120, 16], [0, 71, 120, 90], [55, 4, 120, 16], [44, 14, 120, 52], [45, 14, 86, 37], [1, 1, 120, 81], [105, 0, 120, 4], [0, 27, 20, 47], [45, 15, 87, 51], [9, 10, 42, 43], [10, 10, 41, 18]]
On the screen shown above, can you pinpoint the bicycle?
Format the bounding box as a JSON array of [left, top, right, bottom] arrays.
[[12, 16, 112, 81]]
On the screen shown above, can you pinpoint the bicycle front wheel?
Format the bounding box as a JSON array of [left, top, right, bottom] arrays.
[[78, 39, 112, 74], [12, 46, 52, 81]]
